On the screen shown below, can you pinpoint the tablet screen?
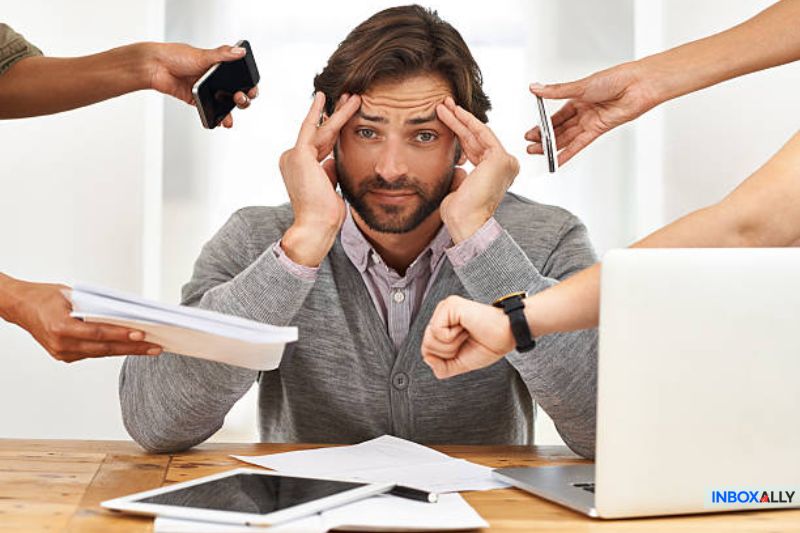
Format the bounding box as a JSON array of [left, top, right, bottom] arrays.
[[135, 474, 365, 515]]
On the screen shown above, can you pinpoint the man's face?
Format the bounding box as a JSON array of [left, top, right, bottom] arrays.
[[335, 73, 460, 234]]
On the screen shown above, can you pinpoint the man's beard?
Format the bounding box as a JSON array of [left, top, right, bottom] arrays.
[[336, 158, 454, 234]]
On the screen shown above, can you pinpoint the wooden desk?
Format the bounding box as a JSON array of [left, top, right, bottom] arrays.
[[1, 439, 797, 532]]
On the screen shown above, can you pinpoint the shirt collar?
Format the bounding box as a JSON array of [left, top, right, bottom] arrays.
[[340, 205, 452, 276]]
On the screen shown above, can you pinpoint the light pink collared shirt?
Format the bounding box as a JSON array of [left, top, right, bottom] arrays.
[[274, 206, 502, 351]]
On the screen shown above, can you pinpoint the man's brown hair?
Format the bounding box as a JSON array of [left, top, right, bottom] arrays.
[[313, 5, 491, 122]]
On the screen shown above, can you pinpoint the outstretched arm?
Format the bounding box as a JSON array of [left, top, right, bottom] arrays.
[[527, 0, 800, 164], [0, 42, 257, 126]]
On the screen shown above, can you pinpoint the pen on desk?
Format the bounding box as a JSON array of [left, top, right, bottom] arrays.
[[389, 485, 439, 503]]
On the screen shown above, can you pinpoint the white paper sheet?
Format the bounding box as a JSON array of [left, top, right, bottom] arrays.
[[232, 435, 508, 493], [323, 493, 489, 531], [67, 283, 297, 370], [154, 493, 488, 532], [154, 514, 325, 533]]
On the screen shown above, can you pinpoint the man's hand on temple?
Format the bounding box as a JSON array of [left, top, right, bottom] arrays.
[[279, 92, 361, 267], [435, 97, 519, 242], [0, 277, 162, 363], [421, 295, 515, 379]]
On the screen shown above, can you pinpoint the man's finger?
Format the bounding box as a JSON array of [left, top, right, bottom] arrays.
[[221, 114, 234, 128], [436, 103, 482, 164], [297, 92, 326, 145], [529, 79, 587, 100], [247, 86, 259, 99], [452, 102, 501, 150], [317, 94, 361, 143], [444, 97, 498, 152]]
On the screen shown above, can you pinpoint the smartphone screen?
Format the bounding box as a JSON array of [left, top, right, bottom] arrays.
[[192, 40, 260, 129]]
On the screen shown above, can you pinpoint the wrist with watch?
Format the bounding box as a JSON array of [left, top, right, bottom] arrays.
[[492, 291, 536, 353]]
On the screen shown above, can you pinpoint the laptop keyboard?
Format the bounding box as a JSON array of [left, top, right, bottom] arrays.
[[572, 482, 595, 494]]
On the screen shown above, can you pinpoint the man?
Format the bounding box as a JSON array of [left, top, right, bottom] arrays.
[[120, 5, 598, 458], [0, 23, 258, 362]]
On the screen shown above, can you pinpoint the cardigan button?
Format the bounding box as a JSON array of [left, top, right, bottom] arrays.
[[392, 372, 409, 390]]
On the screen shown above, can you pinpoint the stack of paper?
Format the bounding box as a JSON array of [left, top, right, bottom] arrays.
[[68, 283, 297, 370], [233, 435, 509, 493], [155, 437, 500, 532], [154, 493, 488, 532]]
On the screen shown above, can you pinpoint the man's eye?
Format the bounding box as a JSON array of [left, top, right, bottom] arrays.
[[356, 128, 376, 139], [415, 131, 438, 143]]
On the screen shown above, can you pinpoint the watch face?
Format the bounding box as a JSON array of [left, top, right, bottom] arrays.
[[494, 291, 527, 306]]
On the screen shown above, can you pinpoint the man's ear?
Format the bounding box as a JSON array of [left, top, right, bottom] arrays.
[[455, 141, 466, 166]]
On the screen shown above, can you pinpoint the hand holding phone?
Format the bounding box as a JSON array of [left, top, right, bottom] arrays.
[[192, 40, 260, 129]]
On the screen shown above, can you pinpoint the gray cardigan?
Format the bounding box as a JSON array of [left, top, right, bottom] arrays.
[[119, 192, 599, 457]]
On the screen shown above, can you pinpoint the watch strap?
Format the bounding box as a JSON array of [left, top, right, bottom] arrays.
[[492, 292, 536, 353]]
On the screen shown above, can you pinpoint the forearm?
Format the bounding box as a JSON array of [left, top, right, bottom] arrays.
[[642, 0, 800, 104], [280, 222, 340, 268], [480, 222, 597, 458], [0, 273, 21, 322], [524, 131, 800, 335], [521, 200, 784, 335], [0, 43, 154, 118], [120, 254, 314, 452], [452, 230, 553, 304], [120, 210, 319, 451], [508, 329, 598, 459], [120, 354, 256, 453], [632, 133, 800, 250]]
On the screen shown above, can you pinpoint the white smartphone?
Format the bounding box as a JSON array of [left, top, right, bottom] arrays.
[[101, 468, 393, 527], [535, 95, 558, 173]]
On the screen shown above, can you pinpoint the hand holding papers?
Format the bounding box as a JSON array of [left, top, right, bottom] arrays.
[[68, 284, 297, 370]]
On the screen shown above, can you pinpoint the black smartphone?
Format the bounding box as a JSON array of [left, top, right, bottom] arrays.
[[191, 39, 260, 129]]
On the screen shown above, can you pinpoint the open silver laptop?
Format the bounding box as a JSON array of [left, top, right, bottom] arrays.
[[494, 249, 800, 518]]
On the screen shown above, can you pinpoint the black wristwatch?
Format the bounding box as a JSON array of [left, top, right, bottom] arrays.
[[492, 291, 536, 353]]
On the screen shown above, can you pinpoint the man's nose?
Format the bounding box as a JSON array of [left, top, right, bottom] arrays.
[[374, 140, 409, 182]]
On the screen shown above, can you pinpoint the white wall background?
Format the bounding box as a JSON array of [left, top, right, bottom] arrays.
[[0, 0, 165, 439], [1, 0, 798, 444]]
